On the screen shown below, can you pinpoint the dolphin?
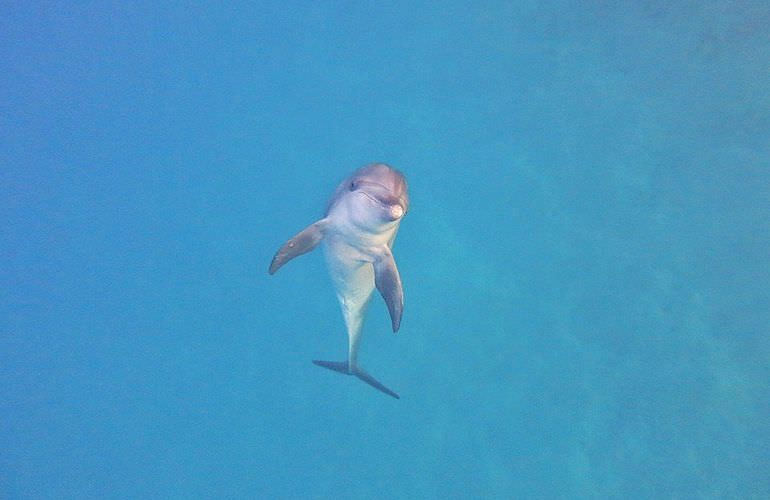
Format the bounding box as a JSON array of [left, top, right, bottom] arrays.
[[268, 163, 409, 399]]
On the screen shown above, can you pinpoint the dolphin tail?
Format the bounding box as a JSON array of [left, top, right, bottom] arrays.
[[312, 360, 400, 399]]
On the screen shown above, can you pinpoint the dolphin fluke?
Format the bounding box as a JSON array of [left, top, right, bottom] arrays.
[[355, 366, 400, 399], [312, 359, 350, 373], [312, 360, 400, 399]]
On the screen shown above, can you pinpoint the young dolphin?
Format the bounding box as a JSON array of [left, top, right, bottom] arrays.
[[269, 163, 409, 399]]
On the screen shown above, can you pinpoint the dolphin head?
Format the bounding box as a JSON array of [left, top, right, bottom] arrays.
[[327, 163, 409, 228]]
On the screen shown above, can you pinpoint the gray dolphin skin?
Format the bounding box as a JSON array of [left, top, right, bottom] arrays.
[[269, 163, 409, 399]]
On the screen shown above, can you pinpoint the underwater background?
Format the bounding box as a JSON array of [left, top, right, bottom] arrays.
[[2, 1, 769, 498]]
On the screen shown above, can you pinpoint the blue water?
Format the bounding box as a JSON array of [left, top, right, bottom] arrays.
[[2, 2, 769, 498]]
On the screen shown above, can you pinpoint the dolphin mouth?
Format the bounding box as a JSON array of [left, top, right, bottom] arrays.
[[359, 189, 405, 214], [360, 189, 406, 221], [359, 189, 384, 205]]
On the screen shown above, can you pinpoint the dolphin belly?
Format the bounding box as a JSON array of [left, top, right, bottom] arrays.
[[323, 238, 374, 370]]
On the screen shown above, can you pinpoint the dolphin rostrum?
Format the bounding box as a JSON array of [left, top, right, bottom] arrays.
[[269, 163, 409, 399]]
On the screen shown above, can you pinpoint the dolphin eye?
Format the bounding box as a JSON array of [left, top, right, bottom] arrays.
[[349, 181, 357, 191]]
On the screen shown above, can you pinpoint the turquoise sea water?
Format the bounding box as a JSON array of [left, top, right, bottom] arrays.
[[2, 2, 769, 498]]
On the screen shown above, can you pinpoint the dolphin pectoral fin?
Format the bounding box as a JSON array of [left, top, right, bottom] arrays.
[[373, 248, 403, 332], [269, 218, 329, 275], [312, 360, 400, 399]]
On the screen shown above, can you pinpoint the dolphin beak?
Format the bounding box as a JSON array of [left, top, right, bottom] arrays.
[[382, 195, 407, 220], [389, 204, 404, 220]]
